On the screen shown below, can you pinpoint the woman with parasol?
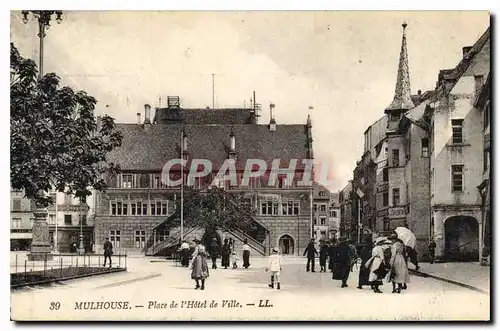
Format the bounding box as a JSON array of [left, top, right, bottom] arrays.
[[364, 237, 390, 293], [388, 233, 410, 293]]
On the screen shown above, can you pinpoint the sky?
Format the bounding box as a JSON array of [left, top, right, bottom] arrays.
[[10, 11, 490, 192]]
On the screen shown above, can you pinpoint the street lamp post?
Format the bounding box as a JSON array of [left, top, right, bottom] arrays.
[[21, 10, 63, 79]]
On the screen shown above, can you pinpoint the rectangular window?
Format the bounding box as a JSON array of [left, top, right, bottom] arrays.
[[151, 202, 156, 215], [320, 231, 326, 237], [64, 214, 72, 225], [484, 150, 489, 173], [111, 202, 117, 215], [260, 201, 278, 216], [12, 218, 22, 228], [383, 168, 388, 182], [332, 211, 338, 218], [293, 202, 299, 216], [157, 230, 169, 241], [122, 202, 128, 215], [320, 217, 326, 225], [313, 218, 317, 225], [383, 192, 389, 207], [116, 202, 122, 215], [143, 202, 148, 215], [320, 204, 326, 212], [484, 102, 490, 129], [313, 204, 318, 212], [138, 173, 151, 188], [421, 138, 429, 157], [162, 202, 168, 215], [383, 218, 390, 231], [392, 188, 400, 206], [131, 203, 136, 215], [122, 174, 133, 188], [12, 199, 21, 211], [452, 165, 464, 192], [452, 119, 464, 144], [392, 149, 400, 167], [110, 230, 121, 249], [135, 230, 146, 249]]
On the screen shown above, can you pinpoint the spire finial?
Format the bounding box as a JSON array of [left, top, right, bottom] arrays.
[[385, 22, 414, 112]]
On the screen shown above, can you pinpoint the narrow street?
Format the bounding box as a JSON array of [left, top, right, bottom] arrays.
[[11, 256, 490, 321]]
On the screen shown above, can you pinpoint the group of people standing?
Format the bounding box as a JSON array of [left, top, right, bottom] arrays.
[[179, 237, 252, 290], [305, 232, 417, 294]]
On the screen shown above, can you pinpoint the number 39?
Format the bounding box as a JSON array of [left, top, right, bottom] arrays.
[[49, 302, 60, 310]]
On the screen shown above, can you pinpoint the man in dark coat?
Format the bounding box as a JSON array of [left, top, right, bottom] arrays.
[[303, 238, 318, 272], [209, 238, 220, 269], [332, 237, 351, 288], [103, 237, 113, 268], [428, 239, 436, 264], [319, 240, 329, 272], [221, 238, 231, 269]]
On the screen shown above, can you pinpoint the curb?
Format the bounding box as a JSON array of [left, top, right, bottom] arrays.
[[11, 268, 127, 289], [409, 269, 489, 295]]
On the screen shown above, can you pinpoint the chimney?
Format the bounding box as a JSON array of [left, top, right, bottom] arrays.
[[462, 46, 473, 58], [269, 103, 276, 131], [136, 112, 141, 124], [230, 127, 235, 151], [182, 130, 188, 151], [144, 104, 151, 124]]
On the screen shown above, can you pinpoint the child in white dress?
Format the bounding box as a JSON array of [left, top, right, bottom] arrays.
[[266, 247, 283, 289]]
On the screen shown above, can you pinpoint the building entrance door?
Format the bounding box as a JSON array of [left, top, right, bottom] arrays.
[[279, 235, 294, 255]]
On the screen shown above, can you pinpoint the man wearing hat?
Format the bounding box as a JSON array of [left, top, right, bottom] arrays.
[[103, 236, 113, 268], [209, 237, 220, 269], [303, 238, 318, 272], [266, 247, 283, 289], [332, 237, 351, 288]]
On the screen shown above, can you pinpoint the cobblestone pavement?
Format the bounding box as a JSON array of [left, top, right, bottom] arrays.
[[11, 256, 490, 321]]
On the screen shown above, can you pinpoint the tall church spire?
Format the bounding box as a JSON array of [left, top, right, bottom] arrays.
[[386, 22, 415, 112]]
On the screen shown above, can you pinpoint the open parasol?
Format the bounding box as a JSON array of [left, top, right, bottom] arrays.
[[394, 227, 416, 249]]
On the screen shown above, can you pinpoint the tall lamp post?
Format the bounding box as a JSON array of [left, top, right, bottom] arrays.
[[21, 10, 63, 79]]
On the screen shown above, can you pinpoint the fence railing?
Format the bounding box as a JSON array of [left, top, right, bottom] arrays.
[[10, 253, 128, 277]]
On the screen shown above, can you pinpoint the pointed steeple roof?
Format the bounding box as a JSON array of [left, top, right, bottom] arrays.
[[386, 22, 415, 112]]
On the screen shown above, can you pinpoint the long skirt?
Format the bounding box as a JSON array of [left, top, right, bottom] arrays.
[[358, 259, 371, 286], [366, 257, 386, 284], [390, 254, 410, 284], [221, 253, 230, 267], [181, 249, 190, 266], [191, 255, 209, 280], [243, 251, 250, 268]]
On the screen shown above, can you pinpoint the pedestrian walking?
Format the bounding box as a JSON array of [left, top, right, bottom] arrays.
[[221, 238, 231, 269], [365, 237, 390, 293], [348, 239, 358, 271], [180, 240, 190, 267], [191, 238, 209, 290], [231, 251, 239, 268], [428, 238, 437, 264], [242, 239, 251, 268], [328, 239, 337, 271], [388, 234, 410, 293], [266, 247, 283, 290], [331, 237, 351, 288], [319, 240, 329, 272], [357, 236, 373, 289], [103, 237, 113, 268], [303, 238, 318, 272], [209, 238, 220, 269]]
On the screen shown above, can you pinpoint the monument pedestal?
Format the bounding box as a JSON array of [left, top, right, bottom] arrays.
[[28, 210, 53, 261]]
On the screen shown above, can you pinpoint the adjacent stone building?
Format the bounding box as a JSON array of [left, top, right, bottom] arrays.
[[312, 182, 331, 241], [10, 190, 34, 251], [94, 97, 315, 256], [340, 24, 490, 262]]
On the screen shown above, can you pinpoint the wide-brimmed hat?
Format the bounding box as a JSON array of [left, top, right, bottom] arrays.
[[388, 233, 399, 240], [374, 237, 386, 245], [193, 238, 201, 243], [104, 237, 109, 240]]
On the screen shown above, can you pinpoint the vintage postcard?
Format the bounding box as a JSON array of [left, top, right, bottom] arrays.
[[10, 10, 490, 321]]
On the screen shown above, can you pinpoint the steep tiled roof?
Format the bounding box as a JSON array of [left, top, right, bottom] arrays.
[[153, 108, 254, 125], [313, 182, 331, 200], [436, 27, 490, 97], [107, 123, 309, 171]]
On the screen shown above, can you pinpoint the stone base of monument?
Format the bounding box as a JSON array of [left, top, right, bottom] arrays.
[[28, 246, 53, 261]]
